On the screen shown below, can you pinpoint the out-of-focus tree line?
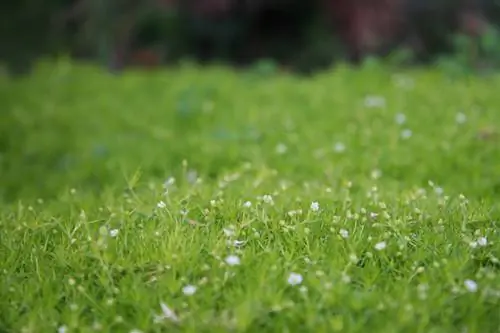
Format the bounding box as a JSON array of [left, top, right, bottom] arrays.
[[1, 0, 499, 74]]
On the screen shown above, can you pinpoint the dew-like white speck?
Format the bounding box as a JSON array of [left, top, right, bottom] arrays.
[[434, 187, 444, 196], [158, 302, 179, 322], [339, 229, 349, 239], [477, 237, 487, 247], [262, 195, 274, 205], [371, 169, 382, 179], [182, 285, 197, 296], [334, 142, 346, 153], [464, 279, 478, 293], [109, 229, 119, 238], [223, 227, 235, 237], [401, 129, 412, 139], [310, 201, 320, 212], [395, 113, 406, 125], [374, 241, 387, 251], [275, 143, 288, 154], [232, 240, 246, 247], [456, 112, 467, 124], [225, 255, 241, 266], [287, 272, 303, 286], [364, 95, 386, 108], [243, 201, 252, 208], [157, 201, 166, 209]]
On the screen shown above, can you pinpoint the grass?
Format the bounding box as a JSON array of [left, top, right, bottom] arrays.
[[1, 59, 500, 333]]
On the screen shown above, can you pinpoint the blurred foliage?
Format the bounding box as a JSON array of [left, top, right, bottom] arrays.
[[2, 0, 500, 74]]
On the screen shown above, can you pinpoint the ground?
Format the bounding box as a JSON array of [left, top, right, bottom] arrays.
[[1, 60, 500, 333]]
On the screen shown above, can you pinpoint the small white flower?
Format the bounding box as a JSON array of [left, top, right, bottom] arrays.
[[341, 273, 351, 284], [158, 302, 179, 322], [456, 112, 467, 124], [395, 113, 406, 125], [434, 187, 444, 195], [232, 240, 246, 247], [243, 201, 252, 208], [223, 227, 235, 237], [464, 279, 478, 293], [164, 177, 175, 188], [401, 129, 412, 139], [157, 201, 166, 209], [477, 237, 487, 247], [262, 195, 274, 205], [225, 255, 241, 266], [182, 285, 197, 296], [58, 325, 67, 333], [310, 201, 320, 212], [276, 143, 288, 154], [369, 212, 379, 219], [109, 229, 119, 238], [130, 329, 144, 333], [339, 229, 349, 238], [287, 272, 303, 286], [374, 241, 387, 251], [334, 142, 346, 153], [371, 169, 382, 179]]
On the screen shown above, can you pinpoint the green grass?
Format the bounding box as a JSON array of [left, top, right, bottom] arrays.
[[1, 59, 500, 333]]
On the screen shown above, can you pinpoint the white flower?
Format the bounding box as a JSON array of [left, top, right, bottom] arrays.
[[334, 142, 346, 153], [275, 143, 288, 154], [243, 201, 252, 208], [374, 241, 387, 251], [477, 237, 487, 247], [157, 201, 166, 209], [232, 240, 246, 247], [310, 201, 320, 212], [287, 272, 303, 286], [464, 279, 478, 293], [262, 195, 274, 205], [164, 177, 175, 188], [371, 169, 382, 179], [182, 285, 197, 296], [339, 229, 349, 239], [109, 229, 119, 238], [130, 329, 144, 333], [157, 302, 179, 322], [401, 129, 412, 139], [223, 227, 235, 237], [434, 187, 444, 195], [341, 273, 351, 284], [225, 255, 241, 266], [395, 113, 406, 125], [364, 95, 386, 108], [456, 112, 467, 124], [58, 326, 67, 333]]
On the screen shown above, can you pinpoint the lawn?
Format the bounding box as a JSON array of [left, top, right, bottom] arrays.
[[1, 60, 500, 333]]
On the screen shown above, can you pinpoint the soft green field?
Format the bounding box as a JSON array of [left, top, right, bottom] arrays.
[[1, 61, 500, 333]]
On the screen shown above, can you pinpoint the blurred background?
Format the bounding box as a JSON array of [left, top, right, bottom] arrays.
[[2, 0, 500, 75], [2, 0, 500, 202]]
